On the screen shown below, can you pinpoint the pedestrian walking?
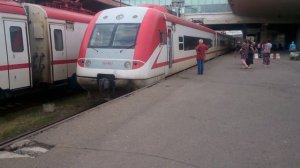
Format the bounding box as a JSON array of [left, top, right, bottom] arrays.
[[239, 40, 249, 69], [246, 40, 255, 68], [195, 39, 208, 75], [262, 41, 272, 66]]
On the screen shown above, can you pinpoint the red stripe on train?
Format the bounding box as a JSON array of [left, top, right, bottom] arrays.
[[0, 65, 8, 71], [0, 63, 30, 71], [151, 48, 231, 69], [152, 55, 195, 69], [0, 59, 77, 71], [52, 59, 77, 65]]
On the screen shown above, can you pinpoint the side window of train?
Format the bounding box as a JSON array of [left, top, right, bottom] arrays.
[[10, 26, 24, 52], [54, 29, 64, 51], [203, 39, 212, 48], [183, 36, 198, 50], [178, 36, 183, 50], [219, 36, 223, 47], [159, 31, 167, 45], [183, 36, 212, 50]]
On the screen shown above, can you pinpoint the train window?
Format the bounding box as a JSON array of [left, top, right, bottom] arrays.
[[179, 36, 183, 42], [179, 43, 184, 50], [184, 36, 212, 50], [89, 24, 115, 48], [160, 31, 167, 45], [9, 26, 24, 52], [112, 24, 139, 48], [89, 24, 139, 48], [203, 38, 213, 48], [179, 36, 184, 50], [184, 36, 198, 50], [54, 29, 64, 51]]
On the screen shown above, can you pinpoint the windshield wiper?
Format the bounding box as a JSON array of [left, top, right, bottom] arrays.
[[120, 44, 135, 53], [91, 48, 100, 53]]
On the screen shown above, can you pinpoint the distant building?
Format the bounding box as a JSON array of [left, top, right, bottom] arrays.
[[122, 0, 231, 14]]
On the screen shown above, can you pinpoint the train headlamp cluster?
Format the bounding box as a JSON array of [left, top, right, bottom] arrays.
[[124, 61, 131, 69], [85, 59, 91, 67]]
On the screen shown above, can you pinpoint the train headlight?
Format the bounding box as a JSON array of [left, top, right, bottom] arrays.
[[124, 61, 131, 69], [85, 59, 91, 67], [116, 14, 124, 20]]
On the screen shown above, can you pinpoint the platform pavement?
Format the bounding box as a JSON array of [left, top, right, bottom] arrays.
[[1, 52, 300, 168]]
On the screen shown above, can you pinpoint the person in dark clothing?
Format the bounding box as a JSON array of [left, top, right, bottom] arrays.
[[195, 39, 208, 75], [246, 40, 255, 68], [257, 42, 262, 58]]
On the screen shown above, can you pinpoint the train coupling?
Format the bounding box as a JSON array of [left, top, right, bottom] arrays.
[[97, 74, 116, 94]]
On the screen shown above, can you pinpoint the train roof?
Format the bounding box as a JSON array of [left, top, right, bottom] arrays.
[[140, 5, 234, 36], [0, 1, 26, 15], [40, 5, 93, 23], [143, 5, 216, 34], [163, 13, 216, 34], [116, 4, 214, 34], [22, 3, 93, 23], [41, 6, 93, 23], [98, 5, 216, 35]]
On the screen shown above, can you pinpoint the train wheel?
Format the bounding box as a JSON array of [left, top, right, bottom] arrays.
[[68, 74, 83, 91], [0, 89, 10, 100]]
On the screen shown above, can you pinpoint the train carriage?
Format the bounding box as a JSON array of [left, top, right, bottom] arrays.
[[0, 1, 31, 92], [77, 5, 234, 92], [0, 1, 92, 97], [23, 3, 93, 86]]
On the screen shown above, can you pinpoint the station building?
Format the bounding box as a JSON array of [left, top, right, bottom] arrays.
[[121, 0, 300, 50]]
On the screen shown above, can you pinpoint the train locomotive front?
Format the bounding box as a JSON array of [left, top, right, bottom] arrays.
[[77, 5, 234, 93], [77, 6, 168, 91]]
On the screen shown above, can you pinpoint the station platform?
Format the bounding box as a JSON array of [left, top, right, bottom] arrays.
[[1, 52, 300, 168]]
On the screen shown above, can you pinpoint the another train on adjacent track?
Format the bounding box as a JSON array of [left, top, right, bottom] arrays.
[[77, 5, 235, 93], [0, 1, 92, 98]]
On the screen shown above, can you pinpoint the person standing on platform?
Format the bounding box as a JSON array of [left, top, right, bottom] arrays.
[[195, 39, 208, 75], [257, 42, 262, 58], [246, 40, 255, 68], [289, 41, 297, 52], [262, 41, 272, 67], [239, 40, 249, 69]]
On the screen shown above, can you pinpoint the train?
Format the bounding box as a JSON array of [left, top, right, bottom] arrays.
[[76, 5, 235, 92], [76, 4, 235, 93], [0, 1, 92, 98]]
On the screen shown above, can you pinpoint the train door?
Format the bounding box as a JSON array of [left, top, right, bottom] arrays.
[[4, 21, 31, 90], [0, 20, 9, 90], [166, 28, 173, 75], [49, 24, 67, 82]]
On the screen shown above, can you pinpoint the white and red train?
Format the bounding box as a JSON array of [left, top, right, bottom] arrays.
[[0, 1, 92, 97], [77, 4, 235, 92]]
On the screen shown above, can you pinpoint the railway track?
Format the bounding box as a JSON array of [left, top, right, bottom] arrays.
[[0, 104, 88, 150], [0, 87, 130, 151]]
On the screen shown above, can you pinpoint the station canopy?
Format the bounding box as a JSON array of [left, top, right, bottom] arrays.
[[229, 0, 300, 18]]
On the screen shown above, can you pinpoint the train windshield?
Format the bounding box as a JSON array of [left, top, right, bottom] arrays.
[[89, 23, 140, 49]]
